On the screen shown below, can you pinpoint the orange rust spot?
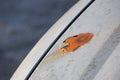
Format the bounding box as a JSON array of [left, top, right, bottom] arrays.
[[60, 33, 94, 53]]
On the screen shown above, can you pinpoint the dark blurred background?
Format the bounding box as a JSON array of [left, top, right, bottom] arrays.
[[0, 0, 79, 80]]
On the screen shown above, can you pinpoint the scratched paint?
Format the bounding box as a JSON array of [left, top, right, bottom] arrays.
[[60, 33, 94, 53]]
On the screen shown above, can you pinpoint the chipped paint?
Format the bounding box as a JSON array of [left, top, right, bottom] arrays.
[[60, 33, 93, 53], [35, 33, 93, 68]]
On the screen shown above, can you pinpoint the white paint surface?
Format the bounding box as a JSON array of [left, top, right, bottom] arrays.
[[93, 43, 120, 80], [11, 0, 93, 80], [30, 0, 120, 80], [11, 0, 120, 80]]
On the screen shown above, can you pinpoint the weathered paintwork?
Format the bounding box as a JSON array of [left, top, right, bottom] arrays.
[[11, 0, 120, 80]]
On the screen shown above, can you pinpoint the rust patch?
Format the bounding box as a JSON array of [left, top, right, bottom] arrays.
[[39, 33, 93, 67], [60, 33, 94, 53]]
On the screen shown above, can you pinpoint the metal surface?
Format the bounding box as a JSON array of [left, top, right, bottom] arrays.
[[11, 0, 93, 80], [30, 0, 120, 80], [11, 0, 120, 80]]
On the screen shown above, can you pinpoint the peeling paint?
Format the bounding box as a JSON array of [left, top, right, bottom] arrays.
[[38, 33, 93, 68], [60, 33, 94, 53]]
